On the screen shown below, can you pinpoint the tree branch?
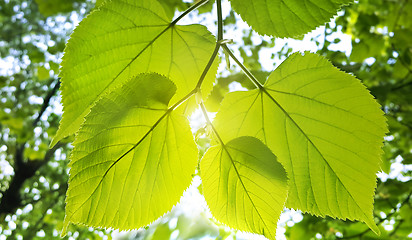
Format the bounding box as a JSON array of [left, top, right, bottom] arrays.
[[32, 79, 60, 127], [0, 73, 63, 215], [0, 142, 63, 216]]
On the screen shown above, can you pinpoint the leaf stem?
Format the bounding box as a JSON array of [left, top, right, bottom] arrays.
[[199, 100, 273, 238], [113, 0, 224, 163], [98, 88, 197, 186], [195, 0, 224, 89], [171, 0, 210, 25], [169, 89, 197, 111], [195, 44, 220, 89], [217, 0, 223, 41], [221, 44, 263, 89], [200, 102, 225, 146]]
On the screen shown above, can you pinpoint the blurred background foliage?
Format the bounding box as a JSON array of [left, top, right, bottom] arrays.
[[0, 0, 411, 239]]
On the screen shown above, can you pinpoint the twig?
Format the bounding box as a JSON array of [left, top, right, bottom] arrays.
[[32, 79, 61, 127]]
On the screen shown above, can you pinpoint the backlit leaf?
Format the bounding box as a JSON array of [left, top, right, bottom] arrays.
[[62, 73, 198, 235], [214, 52, 387, 233], [52, 0, 217, 146], [201, 136, 288, 240], [229, 0, 352, 38]]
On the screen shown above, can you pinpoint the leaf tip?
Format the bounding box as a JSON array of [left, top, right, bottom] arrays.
[[50, 122, 71, 148], [365, 217, 380, 236], [60, 218, 70, 237], [370, 224, 381, 236], [49, 136, 59, 148]]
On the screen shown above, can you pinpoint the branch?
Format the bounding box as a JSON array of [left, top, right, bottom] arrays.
[[171, 0, 209, 25], [391, 0, 409, 32], [0, 142, 64, 216], [337, 191, 412, 239], [391, 72, 412, 91], [1, 75, 62, 212], [221, 44, 263, 89], [32, 79, 60, 127]]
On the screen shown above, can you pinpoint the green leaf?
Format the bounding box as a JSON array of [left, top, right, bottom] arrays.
[[52, 0, 218, 147], [36, 66, 50, 81], [351, 34, 385, 62], [201, 136, 288, 240], [34, 0, 85, 16], [214, 52, 387, 233], [157, 0, 189, 19], [62, 73, 198, 235], [229, 0, 352, 38], [94, 0, 105, 8]]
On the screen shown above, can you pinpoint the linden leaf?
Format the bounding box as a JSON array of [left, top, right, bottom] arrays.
[[52, 0, 217, 146], [62, 73, 197, 235], [201, 136, 288, 240], [214, 52, 387, 234], [229, 0, 352, 38]]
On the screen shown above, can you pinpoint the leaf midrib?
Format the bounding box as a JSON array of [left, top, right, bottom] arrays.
[[67, 108, 172, 222], [63, 21, 179, 146], [220, 144, 275, 239], [260, 87, 372, 221], [265, 88, 384, 130], [88, 23, 175, 106]]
